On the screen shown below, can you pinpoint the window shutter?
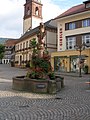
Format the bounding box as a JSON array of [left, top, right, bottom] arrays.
[[76, 21, 79, 28], [76, 20, 82, 28], [76, 35, 82, 46], [65, 23, 69, 30], [79, 20, 82, 28]]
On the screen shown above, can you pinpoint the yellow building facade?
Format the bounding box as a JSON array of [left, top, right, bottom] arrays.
[[51, 1, 90, 73], [51, 49, 90, 73]]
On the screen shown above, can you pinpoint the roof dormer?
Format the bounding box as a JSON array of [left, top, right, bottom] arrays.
[[83, 0, 90, 8]]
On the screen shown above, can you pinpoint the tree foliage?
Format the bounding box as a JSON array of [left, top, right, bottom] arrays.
[[27, 38, 53, 79], [0, 44, 5, 59]]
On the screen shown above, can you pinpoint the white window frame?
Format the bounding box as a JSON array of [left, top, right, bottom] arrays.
[[69, 23, 75, 30], [82, 19, 90, 27], [82, 34, 90, 46], [66, 37, 76, 50]]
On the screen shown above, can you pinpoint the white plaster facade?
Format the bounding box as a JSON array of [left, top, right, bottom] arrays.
[[57, 11, 90, 51], [51, 1, 90, 73]]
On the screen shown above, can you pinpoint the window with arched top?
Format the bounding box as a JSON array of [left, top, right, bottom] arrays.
[[23, 42, 25, 49], [35, 7, 39, 16], [20, 43, 22, 49], [26, 41, 28, 48], [27, 7, 30, 15]]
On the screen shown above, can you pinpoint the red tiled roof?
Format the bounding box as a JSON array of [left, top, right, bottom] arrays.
[[4, 39, 18, 47], [55, 3, 90, 20]]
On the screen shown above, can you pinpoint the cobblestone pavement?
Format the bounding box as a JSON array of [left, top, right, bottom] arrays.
[[0, 64, 27, 80], [0, 76, 90, 120], [0, 64, 90, 120]]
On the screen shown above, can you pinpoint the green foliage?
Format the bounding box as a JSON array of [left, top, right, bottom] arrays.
[[30, 38, 38, 58], [48, 72, 55, 80], [0, 52, 4, 59], [0, 44, 5, 53], [29, 38, 37, 49], [26, 72, 31, 78], [26, 61, 30, 68], [26, 68, 44, 79], [0, 44, 5, 59], [39, 59, 51, 73], [30, 71, 41, 79], [28, 38, 53, 79], [32, 56, 51, 73], [30, 71, 36, 79]]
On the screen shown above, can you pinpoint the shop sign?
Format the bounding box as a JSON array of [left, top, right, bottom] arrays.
[[59, 28, 62, 50]]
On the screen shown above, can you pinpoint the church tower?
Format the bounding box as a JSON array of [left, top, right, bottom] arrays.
[[23, 0, 43, 33]]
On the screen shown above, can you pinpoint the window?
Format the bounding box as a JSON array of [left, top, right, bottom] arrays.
[[35, 7, 39, 16], [20, 43, 22, 49], [15, 45, 17, 51], [65, 19, 90, 30], [29, 40, 31, 47], [65, 22, 76, 30], [69, 23, 76, 30], [18, 45, 19, 50], [23, 42, 25, 49], [82, 34, 90, 45], [82, 19, 90, 27], [86, 3, 90, 8], [26, 41, 28, 48], [5, 51, 11, 54], [66, 37, 76, 50], [5, 46, 8, 49], [9, 46, 12, 48], [27, 7, 30, 15]]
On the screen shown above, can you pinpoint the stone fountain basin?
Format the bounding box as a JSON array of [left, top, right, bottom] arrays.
[[12, 76, 64, 94]]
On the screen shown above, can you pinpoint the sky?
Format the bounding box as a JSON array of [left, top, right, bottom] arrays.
[[0, 0, 85, 38]]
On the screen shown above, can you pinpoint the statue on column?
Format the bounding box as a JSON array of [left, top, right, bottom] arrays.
[[37, 22, 46, 58]]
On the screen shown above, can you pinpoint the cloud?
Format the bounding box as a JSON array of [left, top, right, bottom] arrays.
[[0, 0, 64, 38], [0, 0, 24, 38], [42, 0, 64, 22]]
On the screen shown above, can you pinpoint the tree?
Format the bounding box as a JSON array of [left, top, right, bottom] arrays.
[[27, 38, 53, 79], [0, 44, 5, 61]]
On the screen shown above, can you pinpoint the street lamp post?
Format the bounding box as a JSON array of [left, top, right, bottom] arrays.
[[75, 43, 85, 77]]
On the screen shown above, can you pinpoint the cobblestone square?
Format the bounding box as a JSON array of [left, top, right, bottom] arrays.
[[0, 64, 90, 120]]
